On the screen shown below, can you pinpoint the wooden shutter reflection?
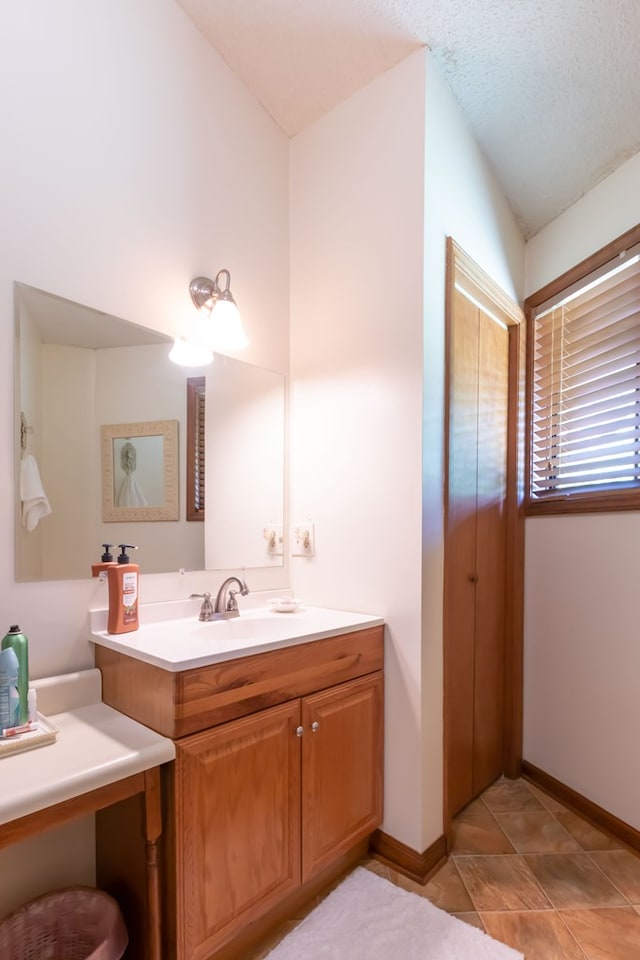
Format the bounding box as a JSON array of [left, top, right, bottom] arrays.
[[187, 376, 205, 521]]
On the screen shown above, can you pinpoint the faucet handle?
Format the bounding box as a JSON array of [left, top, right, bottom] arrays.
[[225, 589, 241, 612], [189, 592, 214, 622]]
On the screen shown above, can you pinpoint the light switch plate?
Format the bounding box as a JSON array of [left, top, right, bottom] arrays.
[[292, 522, 315, 557]]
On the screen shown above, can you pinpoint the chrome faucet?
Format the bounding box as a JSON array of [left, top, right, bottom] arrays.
[[212, 576, 250, 619]]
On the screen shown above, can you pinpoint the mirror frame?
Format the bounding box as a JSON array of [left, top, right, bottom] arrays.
[[101, 419, 179, 522]]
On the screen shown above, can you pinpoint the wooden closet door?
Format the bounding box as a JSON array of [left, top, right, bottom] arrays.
[[445, 290, 480, 816], [445, 288, 509, 816], [472, 308, 508, 797]]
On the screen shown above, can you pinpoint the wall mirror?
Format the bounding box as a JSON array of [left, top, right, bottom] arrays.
[[14, 282, 285, 581]]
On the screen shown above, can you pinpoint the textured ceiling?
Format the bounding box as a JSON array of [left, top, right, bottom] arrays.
[[176, 0, 640, 237]]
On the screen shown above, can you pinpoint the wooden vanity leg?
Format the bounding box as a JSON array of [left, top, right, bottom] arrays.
[[143, 767, 163, 960]]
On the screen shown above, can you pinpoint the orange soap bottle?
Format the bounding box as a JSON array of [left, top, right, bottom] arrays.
[[92, 543, 116, 580], [107, 544, 140, 634]]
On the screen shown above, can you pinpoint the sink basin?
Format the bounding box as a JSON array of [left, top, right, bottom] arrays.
[[91, 605, 383, 672]]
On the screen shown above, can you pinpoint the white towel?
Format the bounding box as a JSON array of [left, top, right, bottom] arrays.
[[116, 474, 148, 508], [20, 454, 52, 532]]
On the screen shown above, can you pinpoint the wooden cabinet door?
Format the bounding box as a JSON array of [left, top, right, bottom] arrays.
[[175, 700, 301, 960], [301, 672, 383, 882]]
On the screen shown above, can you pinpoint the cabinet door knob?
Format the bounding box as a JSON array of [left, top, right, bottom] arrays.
[[468, 574, 478, 583], [311, 721, 320, 733], [295, 725, 304, 737]]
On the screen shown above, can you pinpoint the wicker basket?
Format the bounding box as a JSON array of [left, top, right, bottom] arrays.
[[0, 886, 128, 960]]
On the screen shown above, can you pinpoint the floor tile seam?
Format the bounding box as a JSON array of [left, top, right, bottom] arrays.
[[547, 799, 635, 855], [482, 804, 546, 816], [476, 795, 517, 849], [477, 900, 604, 955], [557, 904, 640, 915], [549, 807, 634, 856], [492, 809, 573, 853], [452, 851, 586, 859], [583, 849, 636, 907], [447, 853, 485, 915], [475, 907, 559, 915], [507, 844, 583, 856], [515, 858, 628, 913], [500, 809, 584, 852], [452, 855, 522, 861], [548, 906, 592, 960], [454, 851, 555, 912]]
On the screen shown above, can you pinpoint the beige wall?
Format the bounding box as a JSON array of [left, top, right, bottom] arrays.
[[524, 151, 640, 830]]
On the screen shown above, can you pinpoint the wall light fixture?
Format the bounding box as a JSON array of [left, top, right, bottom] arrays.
[[169, 268, 248, 367], [189, 269, 248, 351]]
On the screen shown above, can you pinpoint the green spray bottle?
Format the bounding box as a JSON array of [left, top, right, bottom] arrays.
[[1, 626, 29, 724]]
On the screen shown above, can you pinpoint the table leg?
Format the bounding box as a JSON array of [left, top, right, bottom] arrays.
[[143, 767, 163, 960]]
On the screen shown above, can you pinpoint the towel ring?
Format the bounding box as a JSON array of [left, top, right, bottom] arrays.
[[20, 412, 33, 455]]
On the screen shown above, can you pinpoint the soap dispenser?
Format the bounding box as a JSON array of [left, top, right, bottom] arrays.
[[92, 544, 116, 580], [107, 545, 140, 635]]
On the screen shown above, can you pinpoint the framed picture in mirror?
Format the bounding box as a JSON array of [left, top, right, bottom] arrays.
[[101, 420, 179, 522]]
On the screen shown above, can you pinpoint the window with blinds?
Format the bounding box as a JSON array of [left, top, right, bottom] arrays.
[[528, 242, 640, 511]]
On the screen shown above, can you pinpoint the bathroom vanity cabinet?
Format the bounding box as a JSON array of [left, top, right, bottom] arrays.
[[94, 623, 383, 960]]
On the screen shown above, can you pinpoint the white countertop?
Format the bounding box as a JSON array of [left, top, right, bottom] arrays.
[[92, 607, 384, 672], [0, 670, 175, 828], [90, 604, 384, 672]]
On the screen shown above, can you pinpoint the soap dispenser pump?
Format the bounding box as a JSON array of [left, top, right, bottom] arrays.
[[107, 545, 140, 635], [92, 544, 116, 580]]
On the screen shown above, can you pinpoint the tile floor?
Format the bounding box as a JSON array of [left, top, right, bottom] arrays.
[[249, 777, 640, 959]]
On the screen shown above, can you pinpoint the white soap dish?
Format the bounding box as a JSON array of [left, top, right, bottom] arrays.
[[268, 598, 303, 613]]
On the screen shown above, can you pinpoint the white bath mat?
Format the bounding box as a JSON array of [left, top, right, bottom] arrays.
[[264, 866, 523, 960]]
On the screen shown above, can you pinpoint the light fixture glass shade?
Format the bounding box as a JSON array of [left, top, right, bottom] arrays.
[[168, 336, 213, 367], [205, 299, 249, 351]]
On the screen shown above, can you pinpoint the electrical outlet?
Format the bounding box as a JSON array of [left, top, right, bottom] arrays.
[[263, 524, 284, 556], [292, 522, 315, 557]]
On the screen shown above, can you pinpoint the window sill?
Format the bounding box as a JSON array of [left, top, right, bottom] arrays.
[[525, 490, 640, 516]]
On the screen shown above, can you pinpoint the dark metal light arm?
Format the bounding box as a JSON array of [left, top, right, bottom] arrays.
[[189, 269, 235, 312]]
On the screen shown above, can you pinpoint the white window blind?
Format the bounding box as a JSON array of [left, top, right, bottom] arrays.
[[531, 254, 640, 500]]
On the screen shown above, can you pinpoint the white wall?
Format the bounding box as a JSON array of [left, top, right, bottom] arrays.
[[290, 49, 524, 852], [205, 360, 285, 569], [290, 51, 427, 852], [0, 0, 289, 914], [421, 55, 524, 844], [524, 152, 640, 829], [0, 0, 289, 680]]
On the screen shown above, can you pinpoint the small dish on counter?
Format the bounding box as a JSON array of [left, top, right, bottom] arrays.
[[267, 598, 303, 613]]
